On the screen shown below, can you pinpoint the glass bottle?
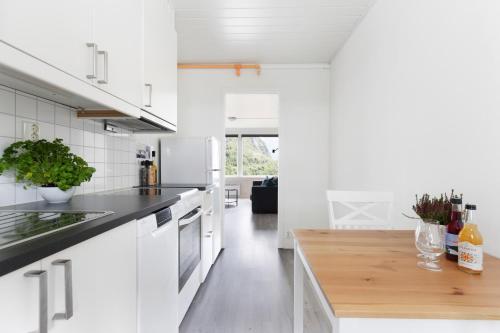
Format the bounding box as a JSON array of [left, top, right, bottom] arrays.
[[150, 151, 158, 186], [445, 195, 463, 261], [458, 204, 483, 274]]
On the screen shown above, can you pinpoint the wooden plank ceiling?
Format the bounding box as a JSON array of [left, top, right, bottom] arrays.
[[172, 0, 375, 64]]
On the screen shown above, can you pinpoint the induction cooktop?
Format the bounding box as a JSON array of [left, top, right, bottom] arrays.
[[0, 210, 113, 250], [102, 187, 198, 199]]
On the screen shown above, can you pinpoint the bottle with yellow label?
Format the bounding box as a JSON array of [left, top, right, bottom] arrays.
[[458, 204, 483, 274]]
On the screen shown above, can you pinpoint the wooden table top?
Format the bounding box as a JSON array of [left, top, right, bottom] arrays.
[[293, 229, 500, 320]]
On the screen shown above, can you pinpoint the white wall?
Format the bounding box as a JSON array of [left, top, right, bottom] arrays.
[[330, 0, 500, 257], [0, 85, 149, 206], [177, 67, 331, 248]]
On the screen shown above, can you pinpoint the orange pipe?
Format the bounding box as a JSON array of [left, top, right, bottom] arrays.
[[177, 63, 261, 76]]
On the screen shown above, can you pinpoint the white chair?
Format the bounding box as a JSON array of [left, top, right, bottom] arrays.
[[326, 190, 399, 230]]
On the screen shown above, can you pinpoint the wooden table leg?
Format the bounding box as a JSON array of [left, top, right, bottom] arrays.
[[294, 241, 304, 333]]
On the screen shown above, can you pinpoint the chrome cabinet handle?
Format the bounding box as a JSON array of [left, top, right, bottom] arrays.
[[24, 270, 48, 333], [97, 50, 108, 84], [178, 209, 203, 226], [52, 259, 73, 320], [204, 210, 214, 216], [86, 42, 98, 79], [145, 83, 152, 107]]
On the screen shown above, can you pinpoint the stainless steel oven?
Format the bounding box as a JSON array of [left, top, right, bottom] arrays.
[[178, 206, 202, 291]]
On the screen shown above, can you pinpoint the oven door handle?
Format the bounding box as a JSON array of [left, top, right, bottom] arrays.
[[178, 209, 203, 227]]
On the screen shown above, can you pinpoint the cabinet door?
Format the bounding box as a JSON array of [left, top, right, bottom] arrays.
[[212, 186, 223, 261], [0, 262, 45, 333], [92, 0, 143, 107], [0, 0, 93, 81], [201, 213, 213, 282], [143, 0, 177, 126], [41, 222, 137, 333]]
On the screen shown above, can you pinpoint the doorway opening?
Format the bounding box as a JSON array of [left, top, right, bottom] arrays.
[[223, 93, 280, 247]]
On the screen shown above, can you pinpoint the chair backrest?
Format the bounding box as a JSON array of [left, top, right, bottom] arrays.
[[326, 190, 397, 230]]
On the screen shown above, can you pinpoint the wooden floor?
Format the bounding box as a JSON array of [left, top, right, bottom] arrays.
[[179, 199, 329, 333]]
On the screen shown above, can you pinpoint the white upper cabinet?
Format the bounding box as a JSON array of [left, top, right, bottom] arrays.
[[0, 0, 177, 129], [0, 0, 144, 109], [92, 0, 143, 108], [0, 0, 93, 82], [143, 0, 178, 127]]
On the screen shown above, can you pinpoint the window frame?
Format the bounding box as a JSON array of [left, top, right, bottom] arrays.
[[225, 134, 279, 177], [224, 135, 239, 176]]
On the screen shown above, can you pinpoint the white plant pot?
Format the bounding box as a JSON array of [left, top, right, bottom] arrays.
[[38, 186, 76, 204]]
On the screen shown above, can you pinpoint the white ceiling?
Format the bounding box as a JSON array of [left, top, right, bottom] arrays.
[[172, 0, 375, 64]]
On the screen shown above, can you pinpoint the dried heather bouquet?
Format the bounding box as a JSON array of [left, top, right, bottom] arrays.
[[412, 190, 455, 225]]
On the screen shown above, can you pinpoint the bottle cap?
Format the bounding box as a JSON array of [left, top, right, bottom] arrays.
[[451, 196, 462, 204], [465, 204, 476, 210]]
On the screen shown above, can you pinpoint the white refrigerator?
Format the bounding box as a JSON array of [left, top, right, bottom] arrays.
[[160, 137, 223, 273], [160, 136, 220, 185]]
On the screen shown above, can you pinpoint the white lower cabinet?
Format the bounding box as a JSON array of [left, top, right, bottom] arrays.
[[0, 221, 137, 333], [0, 262, 44, 333], [201, 212, 213, 282], [212, 186, 223, 262]]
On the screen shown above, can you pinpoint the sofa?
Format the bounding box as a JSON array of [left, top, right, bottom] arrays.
[[250, 178, 278, 214]]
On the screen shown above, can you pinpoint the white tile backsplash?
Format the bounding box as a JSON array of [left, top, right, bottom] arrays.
[[95, 148, 105, 162], [55, 105, 70, 126], [55, 125, 70, 143], [15, 93, 36, 120], [15, 117, 34, 139], [38, 121, 55, 140], [83, 146, 94, 162], [70, 145, 83, 157], [15, 184, 37, 204], [0, 87, 146, 206], [37, 100, 55, 123], [70, 111, 84, 129], [95, 133, 105, 148], [0, 113, 16, 138], [0, 183, 15, 206], [0, 137, 15, 184], [70, 128, 84, 146], [0, 87, 15, 115], [84, 130, 94, 147]]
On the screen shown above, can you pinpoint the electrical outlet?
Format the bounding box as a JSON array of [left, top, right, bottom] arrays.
[[23, 121, 39, 140]]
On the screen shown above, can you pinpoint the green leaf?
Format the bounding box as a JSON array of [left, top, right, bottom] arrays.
[[0, 139, 96, 191]]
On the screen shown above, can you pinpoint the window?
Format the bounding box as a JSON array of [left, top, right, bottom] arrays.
[[225, 136, 238, 176], [225, 135, 279, 177], [242, 136, 278, 176]]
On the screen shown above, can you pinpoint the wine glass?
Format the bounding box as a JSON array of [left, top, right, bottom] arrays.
[[415, 219, 445, 271]]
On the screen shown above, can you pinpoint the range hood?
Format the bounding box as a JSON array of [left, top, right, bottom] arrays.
[[77, 109, 176, 133]]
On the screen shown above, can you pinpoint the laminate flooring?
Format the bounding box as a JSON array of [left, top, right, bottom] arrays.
[[179, 199, 330, 333]]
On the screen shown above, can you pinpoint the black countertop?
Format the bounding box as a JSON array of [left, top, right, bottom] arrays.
[[161, 183, 216, 191], [0, 187, 190, 277]]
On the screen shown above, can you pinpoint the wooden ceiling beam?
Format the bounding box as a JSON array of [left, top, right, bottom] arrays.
[[177, 63, 261, 76]]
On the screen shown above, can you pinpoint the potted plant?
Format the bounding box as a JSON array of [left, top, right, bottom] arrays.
[[411, 191, 454, 225], [0, 138, 95, 203]]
